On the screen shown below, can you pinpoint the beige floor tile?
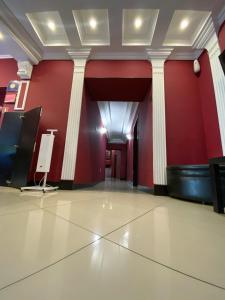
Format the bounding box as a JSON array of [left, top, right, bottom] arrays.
[[107, 199, 225, 288], [0, 239, 224, 300], [46, 193, 165, 235], [0, 209, 99, 288], [0, 187, 38, 215]]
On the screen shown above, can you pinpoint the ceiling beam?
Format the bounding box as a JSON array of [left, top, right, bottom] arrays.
[[0, 1, 42, 64]]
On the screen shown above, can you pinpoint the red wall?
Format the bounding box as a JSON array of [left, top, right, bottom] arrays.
[[126, 88, 153, 188], [85, 60, 152, 78], [197, 51, 223, 158], [137, 88, 153, 187], [0, 59, 19, 86], [75, 85, 106, 184], [25, 60, 73, 182], [219, 21, 225, 51], [165, 61, 208, 165]]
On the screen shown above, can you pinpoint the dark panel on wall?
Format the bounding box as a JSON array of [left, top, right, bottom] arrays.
[[0, 112, 22, 185], [10, 107, 42, 187]]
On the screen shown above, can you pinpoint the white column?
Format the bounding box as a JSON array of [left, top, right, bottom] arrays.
[[205, 34, 225, 155], [193, 17, 225, 155], [61, 49, 90, 180], [147, 49, 173, 187]]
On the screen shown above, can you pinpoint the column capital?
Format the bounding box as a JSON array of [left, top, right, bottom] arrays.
[[67, 49, 91, 71], [146, 48, 173, 64], [17, 60, 33, 80]]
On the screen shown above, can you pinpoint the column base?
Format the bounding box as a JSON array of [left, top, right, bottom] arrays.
[[154, 184, 168, 196], [60, 180, 74, 190]]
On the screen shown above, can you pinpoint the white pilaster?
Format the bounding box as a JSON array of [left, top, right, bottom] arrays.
[[147, 49, 173, 185], [61, 49, 91, 180], [194, 18, 225, 155]]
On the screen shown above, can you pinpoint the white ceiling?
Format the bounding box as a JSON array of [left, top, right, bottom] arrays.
[[98, 101, 139, 143], [0, 0, 224, 62]]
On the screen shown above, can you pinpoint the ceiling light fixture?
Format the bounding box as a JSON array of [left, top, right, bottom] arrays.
[[89, 18, 97, 30], [126, 133, 132, 140], [47, 20, 56, 32], [98, 127, 107, 135], [180, 19, 189, 31], [0, 32, 4, 40], [134, 17, 143, 30]]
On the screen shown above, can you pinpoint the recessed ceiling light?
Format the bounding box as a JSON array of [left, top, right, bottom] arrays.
[[126, 133, 132, 140], [89, 18, 97, 30], [134, 17, 143, 30], [47, 20, 56, 31], [180, 19, 189, 30], [0, 32, 4, 40], [98, 127, 107, 134]]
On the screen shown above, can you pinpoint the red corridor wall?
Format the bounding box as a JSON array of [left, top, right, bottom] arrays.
[[75, 85, 106, 184]]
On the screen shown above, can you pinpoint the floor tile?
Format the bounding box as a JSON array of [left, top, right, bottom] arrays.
[[0, 187, 38, 215], [107, 199, 225, 288], [0, 239, 224, 300], [0, 209, 99, 289], [46, 193, 165, 235]]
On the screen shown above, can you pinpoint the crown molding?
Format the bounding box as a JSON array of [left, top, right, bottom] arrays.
[[89, 52, 147, 60], [192, 17, 215, 49], [218, 5, 225, 26], [0, 1, 42, 64], [146, 48, 174, 61], [169, 49, 203, 60], [0, 54, 13, 59]]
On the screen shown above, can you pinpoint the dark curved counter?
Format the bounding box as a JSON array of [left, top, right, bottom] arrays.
[[167, 164, 225, 204]]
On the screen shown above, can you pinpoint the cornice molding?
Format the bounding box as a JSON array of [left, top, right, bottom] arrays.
[[0, 1, 42, 64], [169, 49, 203, 60], [193, 17, 215, 50], [0, 54, 13, 59], [218, 5, 225, 26]]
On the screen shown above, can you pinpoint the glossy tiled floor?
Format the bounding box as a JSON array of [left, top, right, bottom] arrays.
[[0, 183, 225, 299]]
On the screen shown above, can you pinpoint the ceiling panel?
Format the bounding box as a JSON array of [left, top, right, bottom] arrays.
[[26, 11, 70, 46], [163, 10, 211, 46], [73, 9, 110, 46], [122, 9, 159, 46]]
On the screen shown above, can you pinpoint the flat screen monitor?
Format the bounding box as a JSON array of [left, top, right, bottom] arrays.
[[219, 49, 225, 75]]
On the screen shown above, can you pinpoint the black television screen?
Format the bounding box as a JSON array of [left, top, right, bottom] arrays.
[[219, 49, 225, 75]]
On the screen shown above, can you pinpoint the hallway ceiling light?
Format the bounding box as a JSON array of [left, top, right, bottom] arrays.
[[134, 17, 143, 30], [126, 133, 132, 140], [99, 127, 107, 135], [180, 19, 189, 30], [47, 20, 56, 32], [89, 18, 97, 30], [0, 32, 4, 40]]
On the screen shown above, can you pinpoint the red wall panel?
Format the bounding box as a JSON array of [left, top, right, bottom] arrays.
[[198, 50, 223, 158], [137, 88, 153, 187], [85, 60, 152, 78], [75, 85, 106, 184], [0, 59, 19, 86], [25, 60, 73, 182], [219, 21, 225, 51], [165, 61, 208, 165]]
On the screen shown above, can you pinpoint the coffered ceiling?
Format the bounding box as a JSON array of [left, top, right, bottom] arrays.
[[0, 0, 224, 62]]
